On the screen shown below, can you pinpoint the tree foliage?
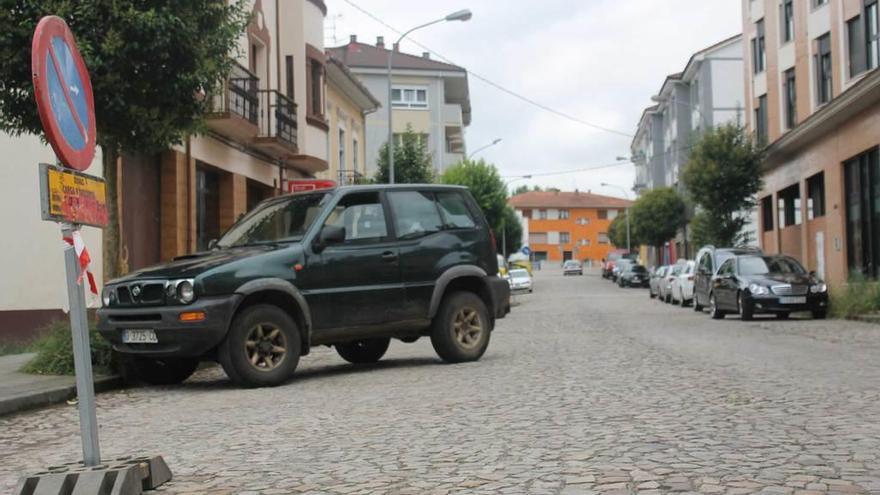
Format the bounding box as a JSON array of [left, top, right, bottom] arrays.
[[608, 214, 633, 249], [440, 159, 521, 254], [375, 126, 435, 184], [0, 1, 250, 279], [630, 187, 687, 249], [681, 124, 764, 247]]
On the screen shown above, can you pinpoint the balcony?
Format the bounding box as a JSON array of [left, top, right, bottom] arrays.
[[206, 63, 260, 142], [252, 90, 298, 159]]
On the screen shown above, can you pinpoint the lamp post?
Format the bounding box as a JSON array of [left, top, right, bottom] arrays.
[[501, 175, 532, 262], [387, 9, 472, 184], [601, 182, 631, 254], [467, 138, 502, 160]]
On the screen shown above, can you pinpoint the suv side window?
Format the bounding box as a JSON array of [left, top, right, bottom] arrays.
[[388, 191, 444, 239], [718, 259, 735, 276], [699, 252, 713, 274], [436, 191, 476, 229], [323, 192, 388, 243]]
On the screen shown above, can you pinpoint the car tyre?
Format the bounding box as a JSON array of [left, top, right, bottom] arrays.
[[336, 338, 391, 364], [812, 310, 827, 320], [680, 291, 688, 307], [219, 304, 301, 388], [739, 292, 754, 321], [709, 293, 725, 320], [431, 291, 491, 363], [128, 357, 199, 386], [694, 295, 704, 312]]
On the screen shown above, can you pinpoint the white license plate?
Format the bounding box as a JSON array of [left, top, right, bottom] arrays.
[[122, 329, 158, 344], [779, 296, 807, 305]]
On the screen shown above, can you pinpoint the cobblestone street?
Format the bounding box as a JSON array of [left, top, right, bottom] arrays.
[[2, 268, 880, 494]]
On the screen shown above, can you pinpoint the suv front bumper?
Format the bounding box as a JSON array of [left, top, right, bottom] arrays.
[[96, 294, 241, 358]]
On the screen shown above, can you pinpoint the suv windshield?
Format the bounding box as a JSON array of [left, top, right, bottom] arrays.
[[217, 192, 330, 248], [739, 256, 806, 276]]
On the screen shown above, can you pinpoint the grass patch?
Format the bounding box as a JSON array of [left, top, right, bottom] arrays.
[[22, 320, 116, 376], [0, 339, 37, 357], [830, 275, 880, 319]]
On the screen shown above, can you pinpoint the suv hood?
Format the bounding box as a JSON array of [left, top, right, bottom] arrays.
[[747, 272, 815, 286], [110, 245, 288, 283]]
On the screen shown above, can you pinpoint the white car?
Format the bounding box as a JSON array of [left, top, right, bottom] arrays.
[[508, 268, 533, 293], [670, 260, 696, 307]]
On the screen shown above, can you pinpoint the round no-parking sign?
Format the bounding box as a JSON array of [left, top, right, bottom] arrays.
[[31, 16, 96, 171]]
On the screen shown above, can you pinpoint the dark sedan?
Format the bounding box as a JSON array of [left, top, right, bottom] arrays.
[[708, 254, 829, 320], [618, 264, 650, 288]]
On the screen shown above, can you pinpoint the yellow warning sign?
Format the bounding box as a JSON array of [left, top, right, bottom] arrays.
[[40, 163, 108, 228]]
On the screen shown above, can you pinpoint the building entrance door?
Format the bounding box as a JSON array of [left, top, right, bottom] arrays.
[[845, 148, 880, 278]]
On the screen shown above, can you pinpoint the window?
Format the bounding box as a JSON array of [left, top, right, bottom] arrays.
[[752, 19, 767, 73], [598, 232, 610, 244], [784, 69, 797, 129], [598, 209, 608, 220], [285, 55, 295, 99], [196, 165, 221, 251], [560, 232, 570, 244], [529, 232, 548, 244], [387, 191, 443, 239], [352, 137, 359, 172], [868, 1, 879, 70], [813, 0, 828, 7], [308, 58, 325, 118], [577, 217, 590, 225], [807, 172, 826, 220], [338, 128, 346, 170], [538, 210, 548, 220], [323, 192, 388, 243], [559, 209, 570, 219], [850, 15, 868, 77], [436, 191, 476, 229], [579, 239, 591, 247], [782, 0, 795, 43], [755, 94, 768, 144], [608, 209, 619, 220], [393, 133, 429, 149], [392, 86, 428, 109], [816, 34, 833, 104], [777, 184, 802, 227], [844, 148, 880, 277], [761, 196, 774, 232], [718, 259, 735, 277]]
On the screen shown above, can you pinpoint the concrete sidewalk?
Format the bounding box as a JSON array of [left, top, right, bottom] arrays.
[[0, 353, 121, 416]]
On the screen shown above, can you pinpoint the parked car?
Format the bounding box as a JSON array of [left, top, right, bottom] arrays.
[[708, 254, 829, 320], [693, 245, 762, 312], [563, 260, 583, 276], [611, 259, 634, 282], [508, 268, 533, 293], [602, 250, 630, 278], [649, 266, 669, 299], [618, 264, 649, 288], [97, 185, 511, 388], [659, 263, 683, 303], [670, 260, 696, 307]]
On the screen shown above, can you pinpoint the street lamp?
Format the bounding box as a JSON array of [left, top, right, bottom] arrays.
[[601, 182, 631, 254], [467, 138, 502, 160], [387, 9, 472, 184]]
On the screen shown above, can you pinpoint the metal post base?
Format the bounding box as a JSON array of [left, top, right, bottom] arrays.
[[15, 456, 172, 495]]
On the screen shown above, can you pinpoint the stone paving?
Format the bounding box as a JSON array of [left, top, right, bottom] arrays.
[[2, 268, 880, 494]]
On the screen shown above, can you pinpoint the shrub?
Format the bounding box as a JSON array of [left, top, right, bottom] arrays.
[[830, 275, 880, 319], [22, 320, 116, 376]]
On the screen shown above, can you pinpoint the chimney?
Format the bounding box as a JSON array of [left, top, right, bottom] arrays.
[[393, 42, 400, 52], [376, 36, 385, 48], [350, 34, 357, 43], [422, 52, 431, 59]]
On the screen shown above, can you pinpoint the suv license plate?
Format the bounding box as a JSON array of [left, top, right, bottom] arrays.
[[779, 296, 806, 305], [122, 329, 158, 344]]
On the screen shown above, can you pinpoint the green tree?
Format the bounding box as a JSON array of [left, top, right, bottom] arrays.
[[440, 159, 520, 254], [630, 188, 687, 251], [0, 1, 249, 280], [512, 184, 543, 195], [608, 214, 636, 249], [682, 123, 764, 247], [375, 126, 434, 184]]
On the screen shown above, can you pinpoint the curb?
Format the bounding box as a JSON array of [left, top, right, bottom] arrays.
[[0, 375, 123, 417]]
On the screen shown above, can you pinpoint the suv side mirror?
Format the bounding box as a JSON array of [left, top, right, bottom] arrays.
[[208, 238, 219, 250], [314, 225, 345, 252]]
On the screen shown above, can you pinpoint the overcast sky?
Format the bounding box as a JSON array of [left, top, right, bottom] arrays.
[[325, 0, 743, 199]]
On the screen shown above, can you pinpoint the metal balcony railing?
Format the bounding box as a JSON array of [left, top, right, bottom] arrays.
[[257, 89, 298, 148], [211, 63, 259, 124]]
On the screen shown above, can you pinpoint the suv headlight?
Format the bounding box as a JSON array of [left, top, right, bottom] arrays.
[[176, 280, 195, 304], [102, 287, 113, 307], [810, 283, 827, 294], [749, 283, 769, 296]]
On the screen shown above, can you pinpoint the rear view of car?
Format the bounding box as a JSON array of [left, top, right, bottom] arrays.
[[563, 260, 583, 276], [619, 264, 649, 288], [508, 268, 533, 293]]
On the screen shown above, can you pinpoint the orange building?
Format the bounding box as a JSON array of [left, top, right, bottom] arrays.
[[509, 191, 633, 264]]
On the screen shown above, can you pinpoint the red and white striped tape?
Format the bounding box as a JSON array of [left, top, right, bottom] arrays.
[[63, 230, 99, 307]]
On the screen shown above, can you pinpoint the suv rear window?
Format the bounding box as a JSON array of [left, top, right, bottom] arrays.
[[388, 191, 444, 240], [436, 191, 476, 229]]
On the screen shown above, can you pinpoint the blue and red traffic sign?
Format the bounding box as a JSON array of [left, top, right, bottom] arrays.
[[31, 16, 96, 171]]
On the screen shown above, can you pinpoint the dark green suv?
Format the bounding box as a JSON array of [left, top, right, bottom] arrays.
[[97, 185, 511, 388]]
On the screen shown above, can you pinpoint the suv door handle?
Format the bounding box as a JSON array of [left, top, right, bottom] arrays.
[[381, 251, 398, 263]]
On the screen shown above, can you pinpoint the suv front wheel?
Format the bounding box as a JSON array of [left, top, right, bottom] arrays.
[[219, 304, 301, 388], [431, 291, 491, 363], [336, 338, 390, 364]]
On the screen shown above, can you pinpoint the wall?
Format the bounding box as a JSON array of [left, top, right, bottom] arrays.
[[322, 82, 368, 183], [522, 207, 621, 263]]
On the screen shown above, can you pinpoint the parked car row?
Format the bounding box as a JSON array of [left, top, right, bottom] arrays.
[[647, 246, 829, 320]]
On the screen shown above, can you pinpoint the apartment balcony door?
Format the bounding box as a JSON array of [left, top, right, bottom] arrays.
[[845, 148, 880, 278], [196, 165, 221, 251]]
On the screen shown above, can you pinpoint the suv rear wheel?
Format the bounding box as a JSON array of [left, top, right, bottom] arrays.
[[128, 357, 199, 385], [431, 291, 491, 363], [219, 304, 301, 388], [336, 338, 391, 364]]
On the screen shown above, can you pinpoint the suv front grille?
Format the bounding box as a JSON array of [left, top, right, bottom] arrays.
[[113, 281, 168, 307], [771, 284, 808, 296]]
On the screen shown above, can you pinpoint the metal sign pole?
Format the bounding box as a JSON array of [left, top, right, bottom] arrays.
[[61, 223, 101, 466]]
